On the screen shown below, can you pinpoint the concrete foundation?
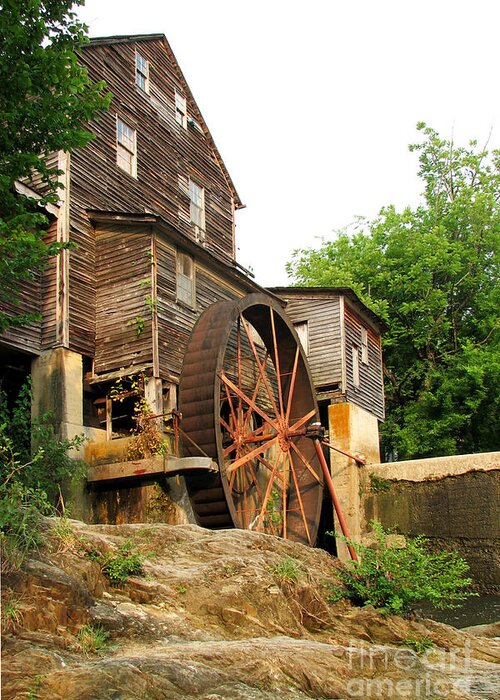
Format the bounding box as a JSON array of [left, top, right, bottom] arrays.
[[31, 348, 84, 448], [327, 402, 380, 560]]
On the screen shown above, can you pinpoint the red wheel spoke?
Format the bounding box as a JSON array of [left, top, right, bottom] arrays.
[[220, 370, 280, 433], [256, 449, 283, 532], [237, 318, 243, 417], [226, 434, 280, 473], [256, 454, 284, 482], [223, 383, 238, 428], [223, 442, 238, 458], [220, 415, 236, 437], [285, 346, 300, 424], [269, 308, 285, 420], [240, 315, 281, 419], [241, 352, 269, 434], [289, 408, 317, 433], [290, 440, 322, 484], [242, 462, 247, 525], [288, 451, 312, 545], [282, 453, 288, 539]]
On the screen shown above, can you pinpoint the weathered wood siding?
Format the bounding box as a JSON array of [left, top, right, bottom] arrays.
[[95, 226, 153, 374], [41, 219, 58, 350], [0, 277, 41, 356], [155, 233, 243, 380], [24, 151, 60, 199], [344, 304, 385, 420], [68, 37, 237, 358], [280, 297, 342, 390], [0, 219, 60, 356]]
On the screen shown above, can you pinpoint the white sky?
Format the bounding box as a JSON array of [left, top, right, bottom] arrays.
[[78, 0, 499, 287]]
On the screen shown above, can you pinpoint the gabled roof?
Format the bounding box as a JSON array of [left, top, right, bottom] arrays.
[[268, 286, 387, 332], [83, 34, 243, 209]]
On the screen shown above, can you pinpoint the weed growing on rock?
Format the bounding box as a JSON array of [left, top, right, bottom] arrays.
[[85, 540, 146, 584], [401, 636, 435, 655], [27, 675, 45, 700], [1, 590, 25, 632], [70, 624, 111, 655], [272, 557, 302, 583], [326, 521, 476, 615], [102, 541, 145, 582]]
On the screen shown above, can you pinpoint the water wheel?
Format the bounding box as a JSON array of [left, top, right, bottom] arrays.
[[179, 293, 324, 545]]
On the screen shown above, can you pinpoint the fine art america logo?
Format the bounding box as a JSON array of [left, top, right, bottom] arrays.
[[344, 640, 472, 698]]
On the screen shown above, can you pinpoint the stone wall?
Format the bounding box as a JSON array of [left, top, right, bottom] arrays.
[[362, 453, 500, 592]]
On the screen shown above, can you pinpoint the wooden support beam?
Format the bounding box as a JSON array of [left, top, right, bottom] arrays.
[[87, 455, 218, 483]]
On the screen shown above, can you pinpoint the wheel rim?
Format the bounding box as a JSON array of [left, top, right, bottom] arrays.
[[179, 294, 324, 545]]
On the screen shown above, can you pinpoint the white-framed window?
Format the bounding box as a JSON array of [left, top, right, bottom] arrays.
[[361, 327, 369, 364], [293, 321, 309, 355], [189, 178, 205, 241], [176, 252, 195, 307], [175, 92, 187, 128], [116, 117, 137, 177], [135, 51, 149, 92], [352, 344, 360, 387]]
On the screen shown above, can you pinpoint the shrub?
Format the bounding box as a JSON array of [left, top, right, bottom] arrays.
[[327, 521, 476, 615], [0, 478, 52, 573], [0, 379, 86, 571], [0, 379, 86, 502]]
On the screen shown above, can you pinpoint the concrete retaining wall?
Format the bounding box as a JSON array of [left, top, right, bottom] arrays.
[[361, 452, 500, 591]]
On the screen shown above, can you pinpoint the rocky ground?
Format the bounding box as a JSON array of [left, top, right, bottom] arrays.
[[2, 520, 499, 699]]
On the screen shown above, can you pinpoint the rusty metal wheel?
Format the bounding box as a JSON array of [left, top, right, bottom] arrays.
[[179, 293, 323, 545]]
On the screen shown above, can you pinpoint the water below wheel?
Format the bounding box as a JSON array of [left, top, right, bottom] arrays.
[[179, 293, 324, 545]]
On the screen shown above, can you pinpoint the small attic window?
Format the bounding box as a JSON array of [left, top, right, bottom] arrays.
[[175, 92, 187, 128], [135, 51, 149, 92]]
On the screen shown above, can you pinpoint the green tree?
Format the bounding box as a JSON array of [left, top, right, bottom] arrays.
[[287, 124, 499, 459], [0, 0, 110, 330]]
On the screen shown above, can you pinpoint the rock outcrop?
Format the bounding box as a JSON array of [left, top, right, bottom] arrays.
[[2, 520, 499, 699]]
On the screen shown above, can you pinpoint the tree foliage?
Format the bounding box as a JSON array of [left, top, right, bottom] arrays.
[[287, 124, 499, 458], [0, 0, 110, 330]]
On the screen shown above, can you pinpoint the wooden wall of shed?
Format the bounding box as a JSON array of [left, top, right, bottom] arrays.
[[68, 38, 237, 358], [344, 304, 384, 420], [280, 297, 343, 389], [95, 226, 153, 374]]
